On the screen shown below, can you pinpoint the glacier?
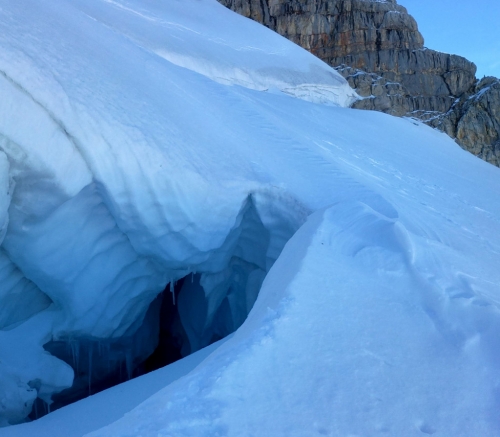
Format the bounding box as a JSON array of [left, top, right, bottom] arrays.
[[1, 0, 500, 435]]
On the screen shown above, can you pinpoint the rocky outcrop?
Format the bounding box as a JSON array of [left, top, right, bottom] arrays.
[[219, 0, 500, 166], [335, 63, 466, 118], [428, 77, 500, 166]]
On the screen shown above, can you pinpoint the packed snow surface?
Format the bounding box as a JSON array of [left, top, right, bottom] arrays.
[[0, 0, 500, 435]]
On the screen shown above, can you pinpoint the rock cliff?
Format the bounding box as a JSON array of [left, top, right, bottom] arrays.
[[219, 0, 500, 166], [429, 77, 500, 166]]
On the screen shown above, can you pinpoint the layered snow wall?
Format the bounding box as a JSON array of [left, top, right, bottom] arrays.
[[0, 101, 306, 422], [0, 0, 344, 424]]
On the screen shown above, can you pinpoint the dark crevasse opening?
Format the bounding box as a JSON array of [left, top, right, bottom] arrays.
[[29, 193, 305, 422], [35, 279, 187, 420], [141, 278, 186, 374], [35, 270, 259, 419]]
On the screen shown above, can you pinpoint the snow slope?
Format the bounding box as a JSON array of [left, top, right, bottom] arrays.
[[0, 0, 500, 435]]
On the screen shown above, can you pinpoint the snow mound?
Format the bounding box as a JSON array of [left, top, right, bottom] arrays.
[[76, 0, 358, 106], [85, 202, 500, 436]]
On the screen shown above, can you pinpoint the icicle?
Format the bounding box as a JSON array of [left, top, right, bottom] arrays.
[[125, 349, 133, 380], [88, 343, 93, 396], [170, 280, 176, 305], [34, 398, 38, 420], [66, 341, 72, 361], [41, 399, 51, 415], [71, 340, 80, 374], [105, 342, 111, 374]]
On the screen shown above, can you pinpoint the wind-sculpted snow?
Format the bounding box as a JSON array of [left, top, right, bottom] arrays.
[[73, 0, 357, 107], [1, 0, 500, 434]]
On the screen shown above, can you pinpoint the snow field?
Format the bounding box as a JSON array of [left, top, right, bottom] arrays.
[[0, 0, 499, 434]]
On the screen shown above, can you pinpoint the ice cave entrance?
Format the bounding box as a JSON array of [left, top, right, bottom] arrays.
[[34, 195, 302, 419]]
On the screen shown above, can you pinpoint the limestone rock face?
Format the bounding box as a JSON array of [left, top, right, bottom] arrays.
[[220, 0, 273, 26], [429, 77, 500, 166], [219, 0, 500, 167], [336, 64, 462, 118]]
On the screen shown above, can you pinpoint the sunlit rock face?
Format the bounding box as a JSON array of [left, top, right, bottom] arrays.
[[219, 0, 500, 167], [219, 0, 424, 60]]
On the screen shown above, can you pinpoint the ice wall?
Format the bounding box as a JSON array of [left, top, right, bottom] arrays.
[[0, 0, 346, 424]]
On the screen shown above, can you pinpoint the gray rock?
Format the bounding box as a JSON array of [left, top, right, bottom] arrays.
[[219, 0, 500, 167]]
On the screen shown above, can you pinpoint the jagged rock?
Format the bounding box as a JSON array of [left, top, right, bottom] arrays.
[[428, 77, 500, 166], [335, 64, 462, 117], [220, 0, 273, 26], [219, 0, 500, 167]]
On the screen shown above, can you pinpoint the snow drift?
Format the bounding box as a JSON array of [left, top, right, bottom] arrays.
[[1, 0, 500, 435]]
